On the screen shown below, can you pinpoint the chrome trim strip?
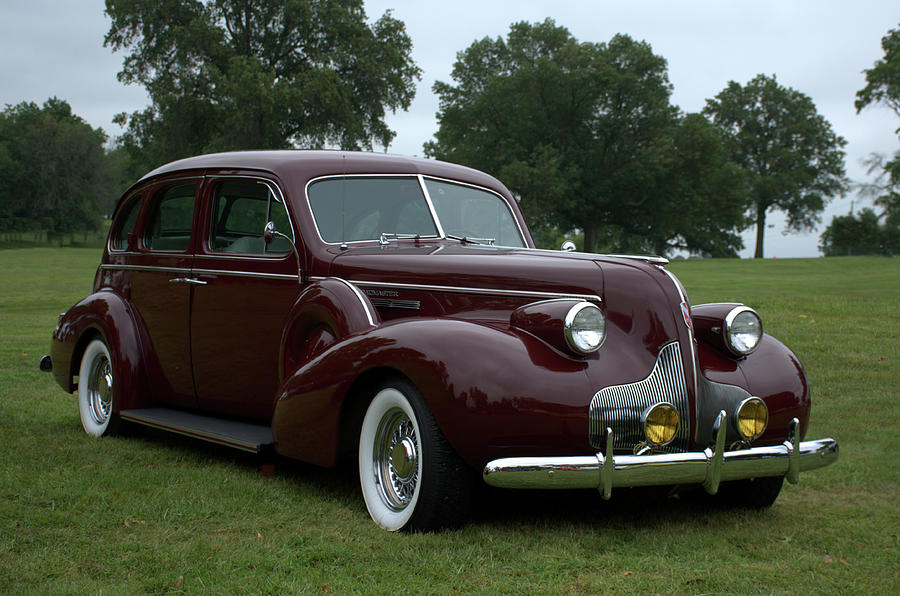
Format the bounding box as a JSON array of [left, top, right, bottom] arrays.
[[330, 277, 377, 327], [100, 263, 299, 281], [659, 266, 700, 437], [100, 264, 191, 275], [483, 414, 838, 494], [192, 268, 299, 281], [418, 174, 446, 238], [308, 277, 601, 303]]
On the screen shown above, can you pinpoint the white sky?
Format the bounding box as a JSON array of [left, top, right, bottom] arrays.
[[2, 0, 898, 257]]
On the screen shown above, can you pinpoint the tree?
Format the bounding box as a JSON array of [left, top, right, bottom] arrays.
[[0, 98, 114, 241], [855, 25, 900, 228], [104, 0, 421, 170], [819, 208, 898, 256], [704, 74, 848, 258], [426, 20, 747, 256]]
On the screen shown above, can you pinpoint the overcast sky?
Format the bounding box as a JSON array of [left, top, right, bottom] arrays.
[[2, 1, 897, 257]]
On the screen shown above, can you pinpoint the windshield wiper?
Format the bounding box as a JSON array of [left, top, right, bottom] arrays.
[[445, 234, 495, 246], [379, 232, 421, 246]]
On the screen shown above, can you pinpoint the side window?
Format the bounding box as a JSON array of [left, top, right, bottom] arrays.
[[145, 182, 197, 252], [210, 179, 293, 255], [110, 195, 141, 251]]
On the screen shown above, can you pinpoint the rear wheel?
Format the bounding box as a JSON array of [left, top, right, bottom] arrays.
[[77, 339, 121, 437], [358, 378, 472, 531]]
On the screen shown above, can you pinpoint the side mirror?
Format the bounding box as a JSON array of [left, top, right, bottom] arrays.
[[263, 221, 277, 244], [263, 221, 302, 285], [561, 240, 577, 252]]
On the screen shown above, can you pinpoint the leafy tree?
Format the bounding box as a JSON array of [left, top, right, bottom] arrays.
[[854, 25, 900, 228], [819, 207, 898, 256], [427, 20, 746, 256], [0, 98, 114, 240], [105, 0, 421, 170], [704, 74, 848, 258]]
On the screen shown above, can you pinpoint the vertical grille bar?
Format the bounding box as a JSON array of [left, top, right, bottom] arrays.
[[589, 342, 691, 452]]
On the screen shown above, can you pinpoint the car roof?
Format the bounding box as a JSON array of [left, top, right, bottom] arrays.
[[136, 150, 504, 192]]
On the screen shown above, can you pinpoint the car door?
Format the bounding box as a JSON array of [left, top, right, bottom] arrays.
[[189, 175, 302, 422], [125, 178, 200, 408]]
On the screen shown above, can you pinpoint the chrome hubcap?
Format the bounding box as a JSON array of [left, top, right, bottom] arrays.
[[87, 353, 112, 426], [374, 408, 419, 511]]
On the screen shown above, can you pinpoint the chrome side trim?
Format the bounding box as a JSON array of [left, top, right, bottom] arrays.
[[192, 268, 299, 281], [483, 414, 839, 494], [100, 264, 299, 281], [100, 264, 191, 275], [331, 277, 377, 327], [370, 298, 421, 310], [659, 266, 700, 437], [329, 279, 601, 303], [589, 342, 691, 452]]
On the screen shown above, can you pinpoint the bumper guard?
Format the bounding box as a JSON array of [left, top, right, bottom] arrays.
[[482, 412, 838, 497]]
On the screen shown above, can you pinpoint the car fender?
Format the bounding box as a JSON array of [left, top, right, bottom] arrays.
[[697, 334, 811, 442], [272, 317, 592, 468], [277, 277, 380, 382], [50, 290, 152, 411]]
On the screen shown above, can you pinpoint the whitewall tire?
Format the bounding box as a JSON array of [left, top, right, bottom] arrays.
[[77, 338, 120, 437], [358, 378, 473, 532]]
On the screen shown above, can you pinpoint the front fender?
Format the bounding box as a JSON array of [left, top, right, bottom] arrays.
[[50, 290, 151, 411], [698, 334, 811, 443], [272, 318, 594, 469]]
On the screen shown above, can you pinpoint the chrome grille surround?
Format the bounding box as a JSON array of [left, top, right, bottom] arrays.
[[589, 342, 691, 452]]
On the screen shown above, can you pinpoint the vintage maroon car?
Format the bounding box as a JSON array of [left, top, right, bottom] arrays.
[[44, 150, 837, 531]]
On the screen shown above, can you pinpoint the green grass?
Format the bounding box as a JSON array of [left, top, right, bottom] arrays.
[[1, 249, 897, 594]]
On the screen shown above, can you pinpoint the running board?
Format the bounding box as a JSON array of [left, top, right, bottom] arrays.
[[120, 408, 273, 454]]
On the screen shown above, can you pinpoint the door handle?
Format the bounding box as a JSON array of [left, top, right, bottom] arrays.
[[169, 277, 208, 286]]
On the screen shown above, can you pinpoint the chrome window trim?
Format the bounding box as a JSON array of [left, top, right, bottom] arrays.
[[304, 173, 440, 246], [308, 277, 601, 303], [420, 174, 527, 248], [417, 174, 446, 238], [303, 173, 526, 248], [205, 174, 298, 257]]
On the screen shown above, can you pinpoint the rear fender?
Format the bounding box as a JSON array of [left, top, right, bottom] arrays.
[[50, 290, 152, 411], [278, 277, 379, 381]]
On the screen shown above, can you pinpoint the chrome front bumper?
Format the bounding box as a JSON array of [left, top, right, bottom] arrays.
[[482, 412, 838, 497]]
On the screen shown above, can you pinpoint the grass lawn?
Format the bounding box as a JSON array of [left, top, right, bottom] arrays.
[[1, 248, 897, 594]]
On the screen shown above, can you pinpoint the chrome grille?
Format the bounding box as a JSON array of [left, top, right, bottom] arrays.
[[589, 342, 691, 452]]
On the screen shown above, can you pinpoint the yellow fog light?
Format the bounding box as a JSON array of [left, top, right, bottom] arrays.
[[734, 397, 768, 441], [642, 403, 679, 447]]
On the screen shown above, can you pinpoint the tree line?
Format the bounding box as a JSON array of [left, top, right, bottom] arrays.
[[1, 1, 896, 257]]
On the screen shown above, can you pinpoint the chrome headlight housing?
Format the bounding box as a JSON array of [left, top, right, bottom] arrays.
[[564, 302, 607, 354], [724, 306, 762, 356]]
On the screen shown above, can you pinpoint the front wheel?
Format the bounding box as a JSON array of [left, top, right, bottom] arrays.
[[77, 338, 121, 437], [358, 378, 472, 531]]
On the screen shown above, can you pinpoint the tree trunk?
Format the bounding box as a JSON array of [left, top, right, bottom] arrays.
[[754, 203, 767, 259], [584, 225, 597, 254]]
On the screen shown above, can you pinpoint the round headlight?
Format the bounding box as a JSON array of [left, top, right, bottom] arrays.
[[725, 306, 762, 355], [734, 397, 768, 441], [643, 403, 679, 447], [564, 302, 606, 354]]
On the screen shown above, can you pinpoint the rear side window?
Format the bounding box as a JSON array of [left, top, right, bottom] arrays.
[[145, 182, 197, 252], [209, 179, 293, 255], [110, 196, 141, 251]]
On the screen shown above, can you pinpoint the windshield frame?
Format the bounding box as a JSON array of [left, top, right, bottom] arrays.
[[304, 173, 527, 248]]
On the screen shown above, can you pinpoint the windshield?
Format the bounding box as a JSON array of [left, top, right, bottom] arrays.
[[307, 176, 525, 247]]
